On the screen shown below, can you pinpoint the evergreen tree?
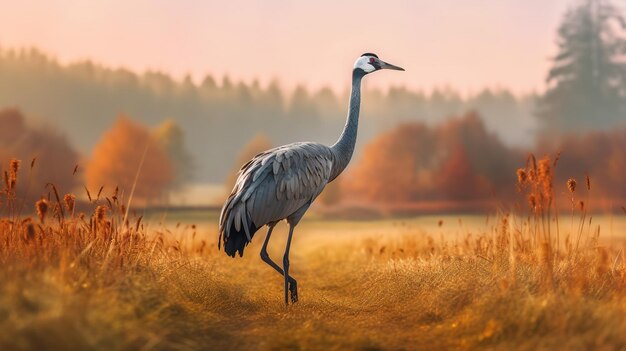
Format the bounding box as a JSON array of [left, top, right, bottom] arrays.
[[539, 0, 626, 132]]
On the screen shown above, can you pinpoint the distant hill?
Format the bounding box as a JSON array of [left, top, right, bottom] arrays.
[[0, 47, 536, 182]]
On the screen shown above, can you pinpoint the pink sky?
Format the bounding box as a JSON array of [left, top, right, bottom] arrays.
[[0, 0, 571, 94]]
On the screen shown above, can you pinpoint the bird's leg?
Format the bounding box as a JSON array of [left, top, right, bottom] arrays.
[[283, 224, 296, 305], [260, 225, 298, 303]]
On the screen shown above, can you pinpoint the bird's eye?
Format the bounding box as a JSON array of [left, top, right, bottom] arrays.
[[369, 57, 376, 64]]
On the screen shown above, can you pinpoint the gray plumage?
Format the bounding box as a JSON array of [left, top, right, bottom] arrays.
[[218, 53, 404, 305], [219, 142, 333, 251]]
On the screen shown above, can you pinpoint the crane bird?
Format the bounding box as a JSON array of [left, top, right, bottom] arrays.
[[219, 53, 404, 305]]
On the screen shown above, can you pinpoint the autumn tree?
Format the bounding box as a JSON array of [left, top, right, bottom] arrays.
[[226, 133, 272, 191], [86, 116, 173, 205], [346, 112, 519, 205], [539, 128, 626, 199], [153, 119, 193, 189], [347, 123, 435, 203], [437, 112, 520, 195], [0, 108, 79, 200], [435, 147, 490, 200]]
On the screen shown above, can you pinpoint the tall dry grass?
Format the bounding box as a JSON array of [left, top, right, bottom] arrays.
[[0, 155, 625, 350], [0, 158, 210, 349]]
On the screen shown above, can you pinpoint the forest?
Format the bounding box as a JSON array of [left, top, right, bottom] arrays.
[[1, 0, 626, 212], [0, 47, 535, 183]]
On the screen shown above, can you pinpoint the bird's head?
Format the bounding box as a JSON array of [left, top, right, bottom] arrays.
[[354, 53, 404, 75]]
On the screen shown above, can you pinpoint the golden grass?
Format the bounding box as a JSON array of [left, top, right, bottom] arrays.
[[0, 155, 626, 350]]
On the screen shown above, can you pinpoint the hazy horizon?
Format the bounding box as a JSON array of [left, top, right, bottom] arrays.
[[3, 0, 625, 208], [1, 0, 571, 94]]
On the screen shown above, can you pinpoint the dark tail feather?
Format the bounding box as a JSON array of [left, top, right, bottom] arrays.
[[223, 220, 260, 257]]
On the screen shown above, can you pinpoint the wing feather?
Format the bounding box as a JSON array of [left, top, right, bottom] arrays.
[[220, 142, 334, 241]]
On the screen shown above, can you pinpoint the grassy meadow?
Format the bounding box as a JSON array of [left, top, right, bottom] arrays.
[[1, 158, 626, 351]]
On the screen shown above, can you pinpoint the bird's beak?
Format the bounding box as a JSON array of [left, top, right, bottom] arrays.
[[379, 59, 405, 71]]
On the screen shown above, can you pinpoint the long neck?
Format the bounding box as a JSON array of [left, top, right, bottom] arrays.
[[330, 69, 364, 181]]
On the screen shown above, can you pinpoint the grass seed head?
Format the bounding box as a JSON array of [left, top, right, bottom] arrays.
[[94, 205, 107, 222], [9, 177, 16, 191], [9, 159, 19, 175], [516, 168, 527, 186], [567, 178, 577, 193], [64, 193, 76, 213], [24, 222, 35, 242], [538, 157, 552, 196], [35, 198, 49, 223], [7, 159, 20, 191]]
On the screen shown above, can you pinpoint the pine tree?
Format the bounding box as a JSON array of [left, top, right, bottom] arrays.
[[539, 0, 626, 132]]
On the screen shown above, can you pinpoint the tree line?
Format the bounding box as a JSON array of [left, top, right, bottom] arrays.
[[2, 0, 626, 209], [0, 47, 536, 182], [0, 109, 189, 205]]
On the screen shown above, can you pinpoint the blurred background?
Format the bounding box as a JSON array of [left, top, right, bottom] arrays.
[[1, 0, 625, 216]]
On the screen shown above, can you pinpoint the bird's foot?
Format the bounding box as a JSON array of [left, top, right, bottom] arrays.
[[289, 280, 298, 303]]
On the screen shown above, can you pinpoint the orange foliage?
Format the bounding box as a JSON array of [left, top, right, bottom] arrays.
[[346, 112, 520, 205], [540, 129, 626, 201], [0, 108, 79, 199], [436, 147, 491, 200], [85, 116, 173, 205], [348, 123, 433, 203]]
